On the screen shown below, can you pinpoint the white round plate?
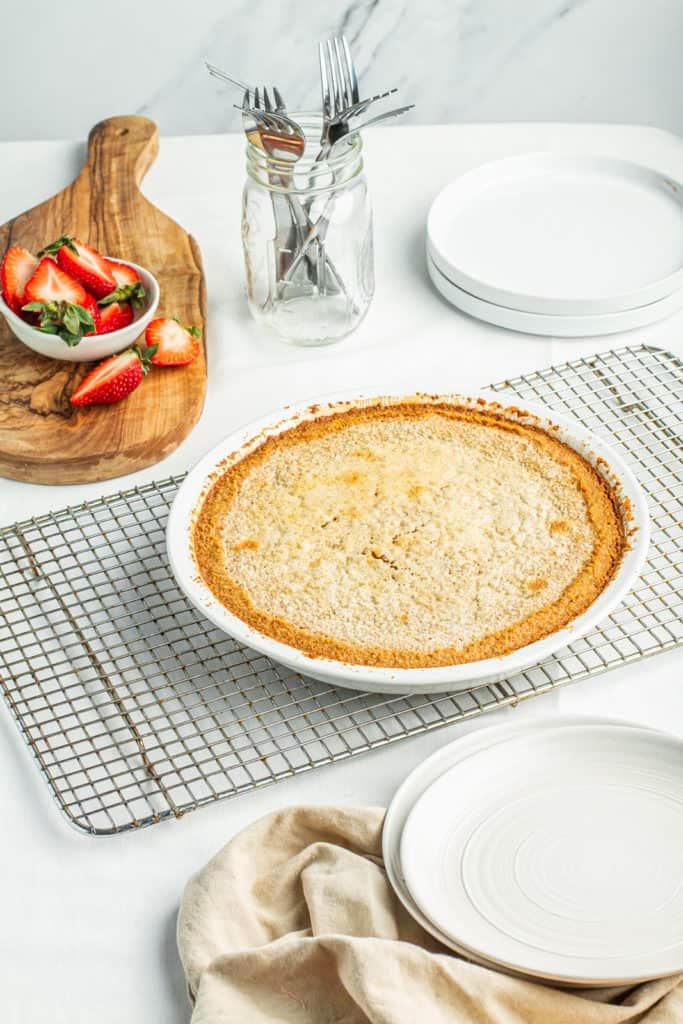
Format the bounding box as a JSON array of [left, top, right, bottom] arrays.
[[382, 714, 656, 983], [427, 154, 683, 315], [167, 390, 649, 696], [400, 723, 683, 985], [427, 254, 683, 338]]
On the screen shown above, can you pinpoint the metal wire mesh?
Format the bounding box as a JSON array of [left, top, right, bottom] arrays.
[[0, 344, 681, 835]]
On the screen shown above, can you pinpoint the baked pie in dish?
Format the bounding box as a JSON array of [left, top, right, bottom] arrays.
[[191, 399, 628, 670]]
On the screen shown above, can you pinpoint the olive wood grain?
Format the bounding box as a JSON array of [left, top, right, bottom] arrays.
[[0, 115, 206, 484]]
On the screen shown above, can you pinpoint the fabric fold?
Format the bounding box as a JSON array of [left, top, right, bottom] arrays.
[[177, 805, 683, 1023]]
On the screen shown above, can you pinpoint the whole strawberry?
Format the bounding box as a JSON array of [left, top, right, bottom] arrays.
[[70, 345, 157, 406]]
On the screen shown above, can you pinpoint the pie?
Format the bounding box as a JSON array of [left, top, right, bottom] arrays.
[[192, 399, 626, 668]]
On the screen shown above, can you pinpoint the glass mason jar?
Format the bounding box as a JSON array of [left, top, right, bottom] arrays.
[[242, 114, 374, 345]]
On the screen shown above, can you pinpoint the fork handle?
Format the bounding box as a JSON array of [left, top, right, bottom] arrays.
[[281, 197, 333, 283]]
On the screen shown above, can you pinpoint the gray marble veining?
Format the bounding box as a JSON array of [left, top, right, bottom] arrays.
[[1, 0, 682, 141]]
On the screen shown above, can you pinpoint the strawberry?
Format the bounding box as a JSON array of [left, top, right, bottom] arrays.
[[24, 257, 87, 306], [145, 317, 201, 366], [1, 246, 39, 314], [39, 235, 116, 299], [81, 293, 101, 336], [98, 301, 134, 334], [103, 259, 140, 288], [21, 299, 96, 346], [70, 345, 156, 406]]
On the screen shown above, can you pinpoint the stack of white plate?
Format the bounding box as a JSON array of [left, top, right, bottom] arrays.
[[426, 154, 683, 337], [383, 715, 683, 986]]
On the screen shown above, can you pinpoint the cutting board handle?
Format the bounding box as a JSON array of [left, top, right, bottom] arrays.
[[85, 115, 159, 189]]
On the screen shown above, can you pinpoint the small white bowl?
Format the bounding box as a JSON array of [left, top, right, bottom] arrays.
[[166, 390, 650, 696], [0, 258, 160, 362]]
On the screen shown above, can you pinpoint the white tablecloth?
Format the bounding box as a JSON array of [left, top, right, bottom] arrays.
[[1, 123, 682, 1024]]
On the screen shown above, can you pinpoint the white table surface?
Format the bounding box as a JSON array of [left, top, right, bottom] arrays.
[[1, 123, 683, 1023]]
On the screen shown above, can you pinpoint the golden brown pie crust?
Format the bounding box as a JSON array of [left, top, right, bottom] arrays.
[[191, 401, 627, 668]]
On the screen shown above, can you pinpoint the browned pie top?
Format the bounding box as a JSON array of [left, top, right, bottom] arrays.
[[191, 400, 626, 668]]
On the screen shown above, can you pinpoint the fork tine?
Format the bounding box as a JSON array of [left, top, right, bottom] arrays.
[[318, 41, 332, 121], [335, 36, 356, 109], [326, 39, 342, 118], [273, 86, 286, 113], [351, 104, 415, 131], [329, 88, 399, 125], [340, 35, 360, 104], [332, 37, 349, 109], [253, 86, 261, 109], [335, 36, 352, 110], [244, 107, 290, 133], [263, 87, 272, 112], [241, 88, 250, 111], [267, 110, 290, 132]]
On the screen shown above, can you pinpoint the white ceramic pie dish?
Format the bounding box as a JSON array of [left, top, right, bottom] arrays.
[[166, 390, 650, 695]]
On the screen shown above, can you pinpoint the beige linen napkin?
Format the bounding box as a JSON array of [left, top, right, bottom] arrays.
[[177, 806, 683, 1023]]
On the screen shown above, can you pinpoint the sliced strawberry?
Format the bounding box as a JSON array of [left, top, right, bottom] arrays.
[[1, 246, 39, 314], [103, 259, 140, 288], [98, 301, 134, 334], [70, 345, 156, 406], [24, 257, 87, 306], [81, 293, 101, 336], [145, 317, 201, 366], [39, 235, 116, 299]]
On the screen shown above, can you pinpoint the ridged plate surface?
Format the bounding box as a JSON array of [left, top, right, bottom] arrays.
[[401, 722, 683, 984]]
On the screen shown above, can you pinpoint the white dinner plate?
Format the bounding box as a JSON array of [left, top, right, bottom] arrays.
[[167, 390, 649, 695], [400, 722, 683, 985], [382, 714, 656, 984], [427, 154, 683, 315], [427, 254, 683, 338]]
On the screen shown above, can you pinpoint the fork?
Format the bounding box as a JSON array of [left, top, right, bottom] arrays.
[[328, 103, 415, 149], [284, 36, 365, 283], [205, 62, 250, 93], [320, 37, 412, 153], [259, 88, 328, 284], [241, 89, 312, 286], [281, 35, 356, 284], [284, 37, 412, 284], [241, 92, 306, 160], [318, 36, 358, 157], [244, 89, 349, 298], [327, 87, 399, 128], [208, 58, 397, 150]]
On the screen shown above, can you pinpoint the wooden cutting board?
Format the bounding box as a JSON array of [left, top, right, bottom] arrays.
[[0, 115, 207, 485]]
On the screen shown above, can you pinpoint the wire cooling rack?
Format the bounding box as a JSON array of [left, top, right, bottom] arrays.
[[0, 344, 681, 835]]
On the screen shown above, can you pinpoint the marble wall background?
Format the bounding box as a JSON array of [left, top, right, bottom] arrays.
[[1, 0, 681, 141]]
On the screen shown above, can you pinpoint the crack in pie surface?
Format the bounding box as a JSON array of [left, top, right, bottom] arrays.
[[192, 401, 626, 668]]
